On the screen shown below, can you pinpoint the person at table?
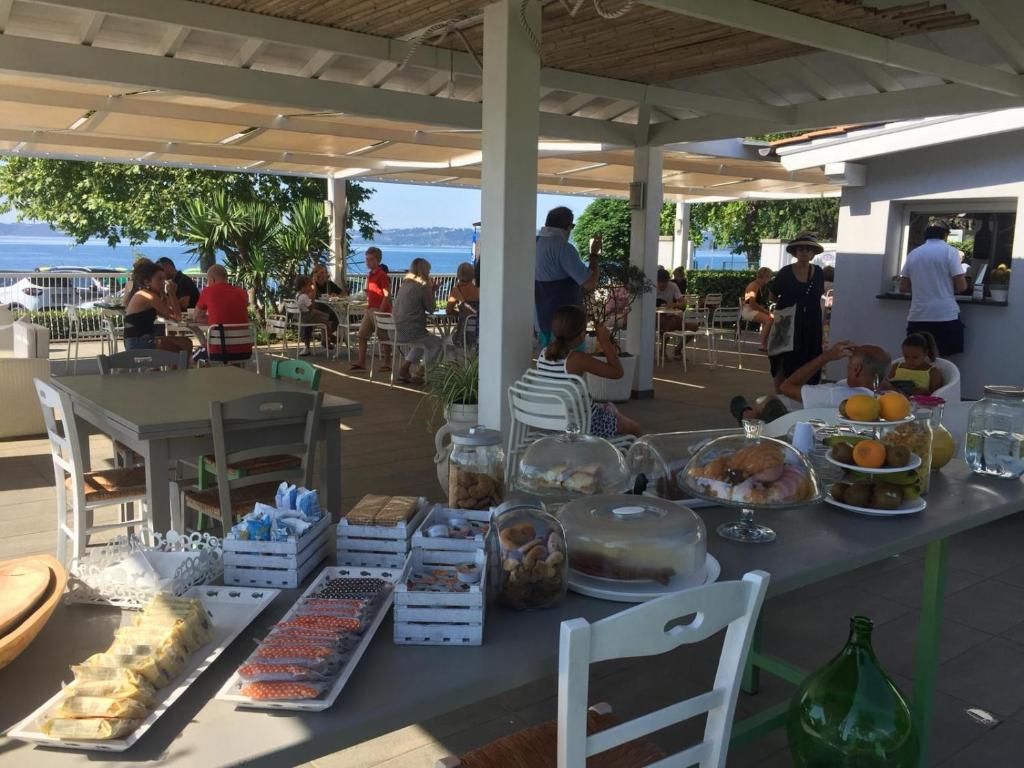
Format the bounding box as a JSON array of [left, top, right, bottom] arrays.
[[729, 341, 891, 424], [537, 305, 642, 438], [123, 259, 193, 360], [295, 275, 335, 357], [672, 266, 687, 296], [350, 247, 391, 372], [535, 206, 600, 347], [155, 257, 200, 311], [899, 223, 968, 356], [742, 267, 775, 352], [655, 268, 692, 359], [768, 233, 826, 389], [312, 263, 347, 303], [394, 258, 443, 385], [446, 262, 479, 347], [889, 332, 943, 396], [194, 265, 251, 362]]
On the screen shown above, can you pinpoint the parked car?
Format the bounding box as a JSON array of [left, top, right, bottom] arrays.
[[0, 268, 117, 311]]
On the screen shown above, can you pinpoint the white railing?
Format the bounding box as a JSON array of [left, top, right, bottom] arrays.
[[346, 272, 458, 305]]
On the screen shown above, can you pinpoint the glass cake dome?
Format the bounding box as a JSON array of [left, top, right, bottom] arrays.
[[516, 429, 630, 501], [558, 494, 706, 586], [626, 431, 731, 500], [681, 420, 823, 543]]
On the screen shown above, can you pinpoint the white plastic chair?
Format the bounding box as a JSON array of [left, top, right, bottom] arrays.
[[662, 308, 712, 371], [683, 293, 700, 308], [35, 378, 153, 566], [761, 407, 840, 438], [284, 299, 330, 358], [206, 322, 259, 372], [438, 571, 769, 768], [370, 312, 437, 386], [891, 356, 961, 402], [706, 306, 742, 369], [65, 305, 109, 373], [99, 312, 123, 356], [263, 311, 291, 356]]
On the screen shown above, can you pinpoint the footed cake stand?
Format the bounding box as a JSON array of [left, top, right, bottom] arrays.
[[718, 507, 776, 543]]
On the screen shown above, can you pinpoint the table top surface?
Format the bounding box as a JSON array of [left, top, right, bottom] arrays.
[[2, 460, 1022, 767], [51, 366, 362, 439]]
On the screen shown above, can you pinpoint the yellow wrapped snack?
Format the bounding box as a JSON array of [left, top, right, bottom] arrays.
[[116, 625, 196, 655], [41, 717, 140, 741], [106, 643, 186, 680], [57, 695, 149, 720], [70, 665, 148, 687], [64, 677, 157, 706], [82, 653, 171, 688]]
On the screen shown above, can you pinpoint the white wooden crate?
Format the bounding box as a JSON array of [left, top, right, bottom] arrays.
[[393, 549, 487, 646], [336, 497, 429, 568], [223, 515, 331, 588], [410, 505, 493, 554]]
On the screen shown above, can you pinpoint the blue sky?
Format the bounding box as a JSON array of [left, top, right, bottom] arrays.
[[0, 180, 594, 231]]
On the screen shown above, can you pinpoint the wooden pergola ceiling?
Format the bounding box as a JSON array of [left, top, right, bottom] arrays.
[[195, 0, 976, 84]]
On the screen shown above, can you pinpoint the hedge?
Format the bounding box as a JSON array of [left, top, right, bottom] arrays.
[[683, 269, 756, 308], [13, 308, 106, 341]]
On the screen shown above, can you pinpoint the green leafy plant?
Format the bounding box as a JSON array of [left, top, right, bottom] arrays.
[[422, 355, 479, 426], [684, 269, 757, 307], [583, 260, 653, 353]]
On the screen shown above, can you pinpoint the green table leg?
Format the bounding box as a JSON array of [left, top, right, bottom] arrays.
[[742, 618, 763, 694], [912, 537, 948, 768]]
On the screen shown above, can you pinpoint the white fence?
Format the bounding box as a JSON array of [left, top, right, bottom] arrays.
[[1, 270, 459, 340]]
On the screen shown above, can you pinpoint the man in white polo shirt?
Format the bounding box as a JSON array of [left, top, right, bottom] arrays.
[[900, 223, 968, 356]]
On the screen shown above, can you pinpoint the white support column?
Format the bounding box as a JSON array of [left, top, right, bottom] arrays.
[[626, 144, 664, 399], [478, 0, 540, 432], [327, 175, 348, 286], [671, 201, 692, 271]]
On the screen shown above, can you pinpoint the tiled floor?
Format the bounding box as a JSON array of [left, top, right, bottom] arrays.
[[3, 339, 1022, 766]]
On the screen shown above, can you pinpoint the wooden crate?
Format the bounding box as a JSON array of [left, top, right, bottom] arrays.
[[336, 498, 429, 569], [410, 505, 493, 554], [223, 515, 331, 588], [393, 549, 487, 646]]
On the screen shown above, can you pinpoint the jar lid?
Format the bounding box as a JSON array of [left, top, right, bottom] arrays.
[[451, 425, 503, 446], [983, 386, 1024, 398]]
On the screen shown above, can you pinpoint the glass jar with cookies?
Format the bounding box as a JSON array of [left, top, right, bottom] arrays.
[[491, 500, 567, 610], [448, 426, 505, 510]]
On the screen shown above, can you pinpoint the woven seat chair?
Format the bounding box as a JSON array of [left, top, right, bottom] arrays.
[[438, 571, 769, 768]]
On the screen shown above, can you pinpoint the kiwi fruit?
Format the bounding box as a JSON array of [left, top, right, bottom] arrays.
[[844, 483, 872, 507], [885, 444, 911, 469], [871, 482, 904, 510], [830, 483, 850, 502], [832, 443, 855, 464]]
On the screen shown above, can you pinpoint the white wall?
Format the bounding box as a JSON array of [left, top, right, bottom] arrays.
[[830, 129, 1024, 398], [760, 239, 838, 272], [658, 236, 675, 268]]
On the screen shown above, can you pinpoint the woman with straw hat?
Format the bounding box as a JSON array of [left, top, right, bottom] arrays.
[[767, 233, 826, 387]]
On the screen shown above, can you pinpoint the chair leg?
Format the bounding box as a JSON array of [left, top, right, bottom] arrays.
[[55, 484, 69, 566], [73, 500, 87, 564], [65, 335, 72, 373], [73, 337, 80, 374]]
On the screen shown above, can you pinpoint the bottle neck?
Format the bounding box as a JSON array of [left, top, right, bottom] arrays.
[[847, 617, 875, 650]]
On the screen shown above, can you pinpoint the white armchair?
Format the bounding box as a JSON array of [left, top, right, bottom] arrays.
[[0, 319, 52, 438]]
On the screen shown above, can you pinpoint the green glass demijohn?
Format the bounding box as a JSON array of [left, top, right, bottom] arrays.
[[787, 616, 918, 767]]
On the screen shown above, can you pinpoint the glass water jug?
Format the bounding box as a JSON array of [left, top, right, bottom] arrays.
[[965, 386, 1024, 478]]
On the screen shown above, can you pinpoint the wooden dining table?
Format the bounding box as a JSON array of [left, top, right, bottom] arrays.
[[51, 366, 362, 531]]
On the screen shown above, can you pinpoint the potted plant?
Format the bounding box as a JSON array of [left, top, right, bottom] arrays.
[[582, 259, 653, 403], [989, 264, 1010, 302], [423, 355, 480, 492]]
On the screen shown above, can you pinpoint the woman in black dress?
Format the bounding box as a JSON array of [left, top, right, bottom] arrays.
[[769, 233, 825, 387]]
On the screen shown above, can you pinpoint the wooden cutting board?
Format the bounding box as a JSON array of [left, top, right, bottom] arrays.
[[0, 558, 52, 637]]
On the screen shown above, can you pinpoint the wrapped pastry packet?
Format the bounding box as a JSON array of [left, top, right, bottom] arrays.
[[82, 653, 172, 689], [70, 666, 148, 686], [275, 615, 364, 633], [64, 678, 157, 706], [41, 717, 141, 741], [239, 681, 327, 701], [57, 696, 149, 720], [237, 662, 330, 682]]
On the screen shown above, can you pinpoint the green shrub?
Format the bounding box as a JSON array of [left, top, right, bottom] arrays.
[[14, 308, 106, 341], [684, 270, 756, 307]]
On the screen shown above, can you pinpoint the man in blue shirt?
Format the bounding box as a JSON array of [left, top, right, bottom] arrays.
[[535, 206, 601, 346]]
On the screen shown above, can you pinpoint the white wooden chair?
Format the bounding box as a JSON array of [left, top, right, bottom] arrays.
[[438, 571, 769, 768], [890, 356, 961, 402], [706, 306, 742, 369], [35, 378, 152, 567], [97, 348, 187, 374], [206, 322, 259, 372], [65, 305, 110, 373], [180, 390, 322, 537]]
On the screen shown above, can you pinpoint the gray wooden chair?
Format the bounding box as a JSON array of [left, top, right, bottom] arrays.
[[97, 348, 187, 374], [181, 390, 322, 536]]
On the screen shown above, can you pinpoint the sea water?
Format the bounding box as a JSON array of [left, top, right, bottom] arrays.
[[964, 430, 1024, 478]]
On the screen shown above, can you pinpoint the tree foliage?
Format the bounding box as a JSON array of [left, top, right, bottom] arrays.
[[0, 157, 378, 251], [571, 198, 677, 265]]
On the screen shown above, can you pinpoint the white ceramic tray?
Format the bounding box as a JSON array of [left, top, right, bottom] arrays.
[[9, 585, 279, 752], [216, 563, 403, 712], [824, 495, 926, 517], [568, 554, 721, 603], [826, 453, 921, 474], [836, 415, 915, 428]]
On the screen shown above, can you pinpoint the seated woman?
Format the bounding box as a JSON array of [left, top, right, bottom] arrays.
[[295, 275, 335, 357], [123, 258, 193, 360], [742, 267, 774, 352], [536, 305, 642, 438], [446, 262, 480, 347], [394, 258, 443, 384], [889, 332, 943, 395]]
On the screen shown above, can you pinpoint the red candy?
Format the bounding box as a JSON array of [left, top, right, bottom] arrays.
[[254, 645, 334, 660], [277, 616, 361, 631], [240, 681, 321, 700]]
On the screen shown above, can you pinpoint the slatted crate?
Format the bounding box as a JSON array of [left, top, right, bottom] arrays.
[[410, 505, 493, 554], [393, 549, 487, 646], [223, 515, 331, 588], [336, 497, 429, 569]]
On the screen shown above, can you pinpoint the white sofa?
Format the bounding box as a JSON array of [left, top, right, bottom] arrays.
[[0, 310, 51, 439]]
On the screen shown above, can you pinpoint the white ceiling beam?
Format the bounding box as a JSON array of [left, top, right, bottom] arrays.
[[230, 38, 266, 70], [0, 0, 12, 33], [25, 0, 787, 122], [546, 149, 825, 182], [297, 50, 336, 79], [954, 0, 1024, 73], [359, 61, 400, 88], [414, 71, 453, 97], [642, 0, 1024, 97], [551, 92, 599, 116], [78, 11, 105, 45], [156, 25, 189, 57], [851, 61, 905, 93]]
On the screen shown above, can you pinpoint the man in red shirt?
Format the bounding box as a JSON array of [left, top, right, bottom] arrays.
[[195, 264, 251, 361], [350, 247, 392, 371]]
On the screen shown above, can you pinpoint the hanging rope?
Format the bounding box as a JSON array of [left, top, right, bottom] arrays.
[[397, 18, 461, 71], [592, 0, 636, 20], [520, 0, 637, 58]]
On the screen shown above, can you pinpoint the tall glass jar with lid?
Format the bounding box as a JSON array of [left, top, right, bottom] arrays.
[[448, 426, 505, 510], [491, 500, 567, 610], [965, 386, 1024, 478], [882, 408, 933, 493]]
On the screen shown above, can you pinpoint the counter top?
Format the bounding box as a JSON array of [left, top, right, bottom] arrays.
[[876, 292, 1008, 307]]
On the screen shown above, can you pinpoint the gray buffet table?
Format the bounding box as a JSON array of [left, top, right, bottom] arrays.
[[51, 366, 362, 530], [1, 462, 1022, 767]]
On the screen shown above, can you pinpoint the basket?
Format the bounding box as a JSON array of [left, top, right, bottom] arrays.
[[336, 498, 429, 569], [393, 549, 487, 646], [223, 515, 331, 588], [411, 505, 493, 553]]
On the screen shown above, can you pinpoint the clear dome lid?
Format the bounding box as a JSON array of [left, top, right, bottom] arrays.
[[626, 430, 733, 500], [516, 429, 630, 499], [558, 494, 706, 584], [681, 420, 822, 509]]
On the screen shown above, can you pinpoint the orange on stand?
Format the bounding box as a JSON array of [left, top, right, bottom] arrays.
[[852, 440, 887, 469], [845, 395, 881, 422], [879, 392, 912, 421]]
